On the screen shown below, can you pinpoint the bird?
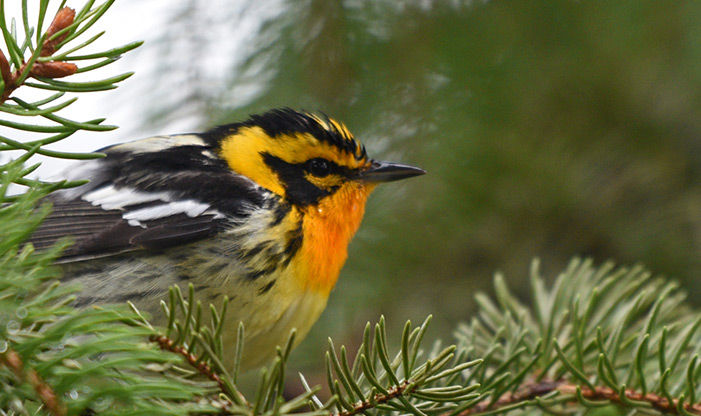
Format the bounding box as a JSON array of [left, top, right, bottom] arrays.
[[29, 108, 425, 370]]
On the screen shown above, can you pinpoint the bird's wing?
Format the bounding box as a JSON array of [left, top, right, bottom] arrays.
[[29, 138, 266, 263]]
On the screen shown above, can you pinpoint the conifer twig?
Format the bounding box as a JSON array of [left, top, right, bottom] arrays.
[[443, 380, 701, 416], [334, 380, 415, 416], [150, 334, 227, 393], [0, 7, 78, 104], [41, 8, 76, 56], [558, 383, 701, 415], [0, 348, 66, 416]]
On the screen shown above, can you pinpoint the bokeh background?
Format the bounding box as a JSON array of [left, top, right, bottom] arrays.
[[10, 0, 701, 395]]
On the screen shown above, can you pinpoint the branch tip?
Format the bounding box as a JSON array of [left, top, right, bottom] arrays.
[[30, 62, 78, 78], [0, 50, 11, 86], [42, 7, 76, 57], [1, 348, 66, 416]]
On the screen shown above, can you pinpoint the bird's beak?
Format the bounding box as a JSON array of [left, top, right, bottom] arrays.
[[358, 160, 426, 183]]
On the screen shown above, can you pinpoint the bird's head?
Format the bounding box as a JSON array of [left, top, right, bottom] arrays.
[[208, 109, 425, 213]]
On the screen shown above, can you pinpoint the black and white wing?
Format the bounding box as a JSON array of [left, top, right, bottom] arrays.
[[29, 134, 265, 262]]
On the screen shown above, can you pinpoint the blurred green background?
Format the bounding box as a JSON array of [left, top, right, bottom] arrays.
[[121, 0, 701, 392]]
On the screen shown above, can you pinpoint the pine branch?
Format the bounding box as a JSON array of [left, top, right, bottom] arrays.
[[301, 260, 700, 416], [0, 348, 66, 416], [0, 0, 142, 188], [558, 383, 701, 415], [333, 380, 416, 416], [150, 334, 227, 391], [420, 379, 701, 416], [146, 258, 699, 416], [8, 254, 693, 415], [0, 8, 77, 104], [0, 2, 218, 414]]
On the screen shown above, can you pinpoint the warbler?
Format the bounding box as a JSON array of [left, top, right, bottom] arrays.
[[29, 108, 425, 370]]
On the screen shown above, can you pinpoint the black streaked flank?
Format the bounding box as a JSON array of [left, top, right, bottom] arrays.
[[111, 291, 151, 304], [262, 248, 282, 275], [270, 200, 291, 226], [246, 269, 267, 280], [204, 261, 233, 275], [283, 220, 303, 257], [194, 284, 210, 292], [281, 219, 303, 268], [258, 280, 276, 295], [241, 242, 266, 261]]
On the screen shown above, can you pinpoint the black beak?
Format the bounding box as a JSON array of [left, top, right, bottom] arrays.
[[358, 160, 426, 183]]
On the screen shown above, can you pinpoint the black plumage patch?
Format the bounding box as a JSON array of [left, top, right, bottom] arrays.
[[100, 145, 265, 217], [129, 214, 223, 250], [116, 145, 227, 173], [245, 262, 278, 280], [270, 200, 291, 226], [258, 280, 276, 295], [30, 141, 269, 262], [261, 153, 331, 206], [241, 242, 266, 261], [111, 291, 150, 304], [284, 220, 303, 257], [282, 221, 303, 268], [244, 269, 266, 280], [201, 108, 367, 161]]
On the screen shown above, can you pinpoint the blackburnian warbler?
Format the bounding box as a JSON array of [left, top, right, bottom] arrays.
[[30, 108, 425, 370]]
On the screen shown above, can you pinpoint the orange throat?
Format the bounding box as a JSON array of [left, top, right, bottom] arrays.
[[296, 183, 376, 294]]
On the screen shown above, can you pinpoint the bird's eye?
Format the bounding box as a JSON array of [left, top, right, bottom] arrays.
[[307, 158, 331, 177]]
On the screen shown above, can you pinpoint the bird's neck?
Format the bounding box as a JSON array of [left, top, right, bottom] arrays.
[[294, 183, 376, 294]]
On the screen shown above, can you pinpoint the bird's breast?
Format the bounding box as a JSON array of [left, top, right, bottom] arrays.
[[293, 182, 375, 294]]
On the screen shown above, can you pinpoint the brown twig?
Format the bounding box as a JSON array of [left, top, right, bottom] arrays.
[[560, 384, 701, 415], [149, 334, 228, 393], [449, 380, 701, 416], [334, 378, 701, 416], [454, 380, 562, 416], [0, 7, 78, 104], [335, 380, 414, 416], [0, 348, 66, 416]]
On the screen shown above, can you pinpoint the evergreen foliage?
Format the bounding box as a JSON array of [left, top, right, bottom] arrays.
[[0, 2, 699, 415], [135, 261, 701, 416], [0, 2, 209, 415]]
